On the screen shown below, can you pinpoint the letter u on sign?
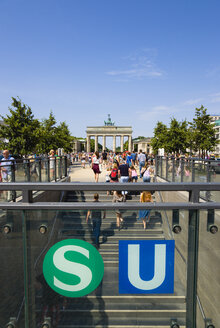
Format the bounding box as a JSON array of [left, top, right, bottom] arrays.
[[119, 240, 175, 294]]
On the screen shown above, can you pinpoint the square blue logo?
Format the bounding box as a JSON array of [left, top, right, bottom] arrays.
[[119, 240, 175, 294]]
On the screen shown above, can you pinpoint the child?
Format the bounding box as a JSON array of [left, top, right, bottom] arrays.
[[130, 165, 138, 182], [138, 191, 152, 229]]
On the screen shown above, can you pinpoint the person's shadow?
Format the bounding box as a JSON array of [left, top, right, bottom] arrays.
[[94, 280, 108, 327]]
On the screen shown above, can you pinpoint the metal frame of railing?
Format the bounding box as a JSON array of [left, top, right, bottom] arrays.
[[0, 156, 68, 182], [0, 182, 219, 328], [155, 155, 220, 183], [0, 156, 68, 201]]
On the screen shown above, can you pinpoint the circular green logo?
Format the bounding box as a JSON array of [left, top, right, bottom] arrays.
[[43, 239, 104, 297]]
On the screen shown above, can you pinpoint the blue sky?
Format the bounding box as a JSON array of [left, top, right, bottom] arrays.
[[0, 0, 220, 144]]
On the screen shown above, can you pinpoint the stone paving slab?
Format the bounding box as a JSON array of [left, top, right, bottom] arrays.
[[69, 163, 113, 183]]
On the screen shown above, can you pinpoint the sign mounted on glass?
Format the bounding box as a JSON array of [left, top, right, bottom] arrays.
[[119, 240, 175, 294], [43, 239, 104, 297]]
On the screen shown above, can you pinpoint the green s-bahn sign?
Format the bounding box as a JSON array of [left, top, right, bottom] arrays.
[[43, 239, 104, 297]]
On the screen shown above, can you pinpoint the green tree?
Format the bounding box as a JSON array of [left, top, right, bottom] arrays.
[[36, 113, 73, 154], [151, 122, 168, 154], [36, 112, 57, 154], [123, 140, 128, 151], [0, 97, 40, 156], [166, 118, 189, 154], [189, 106, 218, 157], [89, 139, 102, 152], [56, 122, 74, 153]]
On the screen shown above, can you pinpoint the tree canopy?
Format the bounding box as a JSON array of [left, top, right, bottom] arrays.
[[0, 97, 73, 156], [0, 97, 40, 156], [151, 106, 218, 156]]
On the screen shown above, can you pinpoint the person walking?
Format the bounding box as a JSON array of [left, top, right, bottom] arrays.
[[86, 193, 106, 247], [92, 151, 102, 183], [0, 150, 15, 201], [118, 160, 131, 196], [102, 150, 108, 168], [138, 191, 152, 229], [109, 163, 119, 182], [81, 152, 86, 169], [131, 151, 137, 166], [126, 152, 133, 167], [138, 150, 146, 178], [112, 191, 126, 230], [130, 165, 138, 182], [141, 163, 153, 182]]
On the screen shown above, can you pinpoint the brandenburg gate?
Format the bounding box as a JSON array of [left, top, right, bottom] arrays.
[[86, 115, 133, 152]]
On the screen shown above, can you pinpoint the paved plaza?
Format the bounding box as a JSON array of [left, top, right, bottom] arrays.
[[69, 162, 116, 182]]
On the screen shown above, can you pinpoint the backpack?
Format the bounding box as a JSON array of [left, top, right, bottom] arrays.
[[110, 168, 118, 181]]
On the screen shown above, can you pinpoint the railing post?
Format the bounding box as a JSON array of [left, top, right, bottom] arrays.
[[11, 161, 16, 202], [47, 158, 50, 182], [54, 156, 57, 182], [64, 156, 68, 177], [22, 190, 33, 203], [166, 157, 168, 181], [186, 189, 200, 328], [155, 156, 159, 176], [60, 157, 63, 179], [206, 161, 211, 183], [181, 158, 185, 182], [191, 159, 195, 182], [22, 210, 30, 328], [172, 158, 175, 182], [39, 159, 42, 182], [206, 161, 211, 201], [27, 160, 31, 182]]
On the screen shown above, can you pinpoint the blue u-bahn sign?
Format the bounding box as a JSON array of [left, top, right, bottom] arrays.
[[119, 240, 175, 294]]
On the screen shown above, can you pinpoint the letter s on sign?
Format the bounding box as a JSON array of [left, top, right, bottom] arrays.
[[53, 245, 92, 292]]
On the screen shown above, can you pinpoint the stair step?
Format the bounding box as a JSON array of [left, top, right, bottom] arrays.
[[59, 326, 186, 328], [56, 309, 186, 325], [58, 235, 165, 241], [59, 229, 163, 235], [60, 309, 186, 316], [68, 295, 186, 304]]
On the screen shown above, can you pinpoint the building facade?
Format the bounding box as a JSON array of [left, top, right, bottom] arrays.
[[210, 115, 220, 156]]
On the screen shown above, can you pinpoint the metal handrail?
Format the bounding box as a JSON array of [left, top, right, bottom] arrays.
[[0, 181, 219, 191], [0, 182, 219, 328]]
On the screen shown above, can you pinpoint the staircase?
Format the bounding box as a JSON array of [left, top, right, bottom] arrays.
[[44, 190, 186, 328]]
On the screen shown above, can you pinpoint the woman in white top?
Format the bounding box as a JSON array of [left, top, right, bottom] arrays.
[[92, 151, 102, 182]]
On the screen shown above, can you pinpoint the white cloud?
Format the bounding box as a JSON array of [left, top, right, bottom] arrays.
[[106, 48, 164, 80], [136, 105, 174, 121], [106, 68, 162, 78], [184, 98, 204, 105]]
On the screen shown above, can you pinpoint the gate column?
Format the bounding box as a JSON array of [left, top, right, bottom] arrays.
[[95, 135, 98, 152], [103, 135, 106, 151], [121, 135, 124, 152], [113, 135, 116, 153], [87, 136, 91, 153], [128, 135, 132, 152]]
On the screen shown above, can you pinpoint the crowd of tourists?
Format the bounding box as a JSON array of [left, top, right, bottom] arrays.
[[82, 149, 155, 247], [75, 149, 155, 183], [0, 148, 67, 201]]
